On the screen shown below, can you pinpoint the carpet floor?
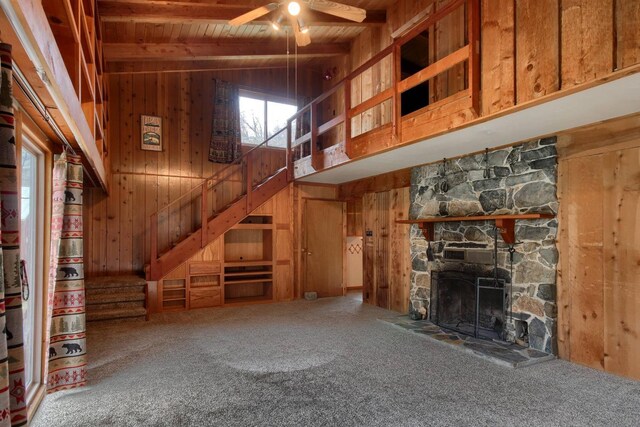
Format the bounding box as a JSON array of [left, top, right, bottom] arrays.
[[33, 296, 640, 427]]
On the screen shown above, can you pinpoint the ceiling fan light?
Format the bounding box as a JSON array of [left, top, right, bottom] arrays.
[[287, 1, 301, 16], [272, 14, 284, 31], [298, 17, 309, 33]]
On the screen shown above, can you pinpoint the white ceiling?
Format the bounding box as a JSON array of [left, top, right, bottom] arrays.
[[299, 72, 640, 184]]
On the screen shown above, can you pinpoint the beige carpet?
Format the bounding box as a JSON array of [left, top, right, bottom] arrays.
[[33, 296, 640, 426]]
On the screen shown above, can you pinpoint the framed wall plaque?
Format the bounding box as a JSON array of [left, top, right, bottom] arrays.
[[141, 114, 162, 151]]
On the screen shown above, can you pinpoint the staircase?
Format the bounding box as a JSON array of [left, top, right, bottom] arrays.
[[148, 130, 291, 281], [86, 275, 148, 322]]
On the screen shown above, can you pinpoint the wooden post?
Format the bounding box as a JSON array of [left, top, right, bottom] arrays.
[[310, 101, 320, 170], [344, 78, 352, 158], [201, 182, 208, 247], [286, 119, 293, 180], [150, 213, 158, 278], [245, 152, 253, 211], [392, 44, 401, 141], [468, 0, 481, 116]]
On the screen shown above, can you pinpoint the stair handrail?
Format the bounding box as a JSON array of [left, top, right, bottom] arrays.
[[149, 126, 289, 220], [149, 126, 290, 272]]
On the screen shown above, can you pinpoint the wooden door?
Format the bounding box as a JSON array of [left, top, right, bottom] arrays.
[[303, 199, 345, 297], [558, 144, 640, 380]]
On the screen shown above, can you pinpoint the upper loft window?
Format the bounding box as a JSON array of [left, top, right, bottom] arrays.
[[239, 90, 297, 147]]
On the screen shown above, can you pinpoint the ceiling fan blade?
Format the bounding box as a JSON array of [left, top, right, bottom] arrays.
[[305, 0, 366, 22], [228, 3, 280, 26], [288, 14, 311, 46]]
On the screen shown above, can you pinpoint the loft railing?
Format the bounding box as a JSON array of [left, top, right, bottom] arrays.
[[285, 0, 479, 178], [149, 128, 288, 279]]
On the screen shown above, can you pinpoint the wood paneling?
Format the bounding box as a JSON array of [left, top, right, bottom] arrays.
[[616, 0, 640, 70], [481, 0, 515, 115], [602, 147, 640, 379], [561, 0, 613, 87], [362, 187, 411, 312], [85, 70, 317, 275], [557, 116, 640, 380], [515, 0, 559, 103]]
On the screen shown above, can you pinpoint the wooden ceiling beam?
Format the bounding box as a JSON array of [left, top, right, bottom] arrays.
[[97, 1, 386, 26], [106, 59, 322, 74], [103, 41, 349, 61]]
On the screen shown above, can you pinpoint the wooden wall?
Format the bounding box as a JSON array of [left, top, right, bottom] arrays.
[[556, 114, 640, 380], [362, 188, 411, 313], [481, 0, 640, 115], [342, 0, 640, 127], [84, 69, 319, 275]]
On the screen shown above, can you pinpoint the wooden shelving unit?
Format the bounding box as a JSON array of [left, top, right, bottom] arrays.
[[160, 278, 186, 311], [397, 213, 555, 244], [188, 262, 222, 309], [223, 216, 274, 305], [42, 0, 108, 163]]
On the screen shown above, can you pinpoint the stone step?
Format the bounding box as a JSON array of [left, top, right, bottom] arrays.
[[86, 300, 145, 312], [86, 291, 146, 305], [86, 306, 147, 322]]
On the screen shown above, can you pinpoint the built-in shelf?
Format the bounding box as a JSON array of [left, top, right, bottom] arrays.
[[223, 215, 274, 304], [397, 213, 555, 244]]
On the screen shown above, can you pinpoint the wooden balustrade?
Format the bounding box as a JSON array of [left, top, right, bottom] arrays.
[[286, 0, 480, 178]]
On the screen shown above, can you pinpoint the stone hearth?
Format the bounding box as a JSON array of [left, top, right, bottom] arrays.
[[409, 137, 558, 354]]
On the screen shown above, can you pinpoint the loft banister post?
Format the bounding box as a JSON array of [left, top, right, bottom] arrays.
[[344, 78, 352, 158], [468, 0, 481, 116], [201, 182, 208, 247], [310, 100, 320, 170], [286, 117, 294, 181], [246, 150, 253, 211], [392, 43, 401, 141]]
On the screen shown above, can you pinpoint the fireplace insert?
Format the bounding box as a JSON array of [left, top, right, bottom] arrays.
[[430, 271, 506, 340]]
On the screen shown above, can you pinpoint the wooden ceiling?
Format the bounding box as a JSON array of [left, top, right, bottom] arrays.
[[98, 0, 393, 74]]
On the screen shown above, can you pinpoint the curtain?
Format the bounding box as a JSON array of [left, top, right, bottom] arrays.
[[208, 80, 241, 164], [0, 42, 28, 427], [45, 152, 86, 393]]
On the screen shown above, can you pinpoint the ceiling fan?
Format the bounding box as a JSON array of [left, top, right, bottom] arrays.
[[228, 1, 367, 47]]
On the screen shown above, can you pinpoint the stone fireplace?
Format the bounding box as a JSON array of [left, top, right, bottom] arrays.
[[409, 137, 558, 354]]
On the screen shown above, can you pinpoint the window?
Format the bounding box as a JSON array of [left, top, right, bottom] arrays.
[[239, 90, 297, 147], [20, 136, 45, 402]]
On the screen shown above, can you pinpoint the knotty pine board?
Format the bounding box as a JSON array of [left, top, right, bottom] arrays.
[[561, 0, 613, 88]]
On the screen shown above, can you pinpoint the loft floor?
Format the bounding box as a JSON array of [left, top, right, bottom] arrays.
[[34, 297, 639, 426]]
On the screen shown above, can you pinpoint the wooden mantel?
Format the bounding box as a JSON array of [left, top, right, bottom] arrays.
[[396, 213, 554, 244]]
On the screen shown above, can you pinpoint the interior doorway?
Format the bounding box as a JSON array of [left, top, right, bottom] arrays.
[[303, 199, 345, 298]]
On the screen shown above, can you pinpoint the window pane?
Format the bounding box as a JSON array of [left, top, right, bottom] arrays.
[[267, 101, 297, 147], [239, 96, 265, 145], [20, 148, 37, 391]]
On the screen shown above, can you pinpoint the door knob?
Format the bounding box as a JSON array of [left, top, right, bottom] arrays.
[[307, 252, 312, 255]]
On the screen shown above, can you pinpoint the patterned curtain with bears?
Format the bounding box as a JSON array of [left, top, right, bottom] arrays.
[[0, 42, 28, 427], [45, 152, 86, 392]]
